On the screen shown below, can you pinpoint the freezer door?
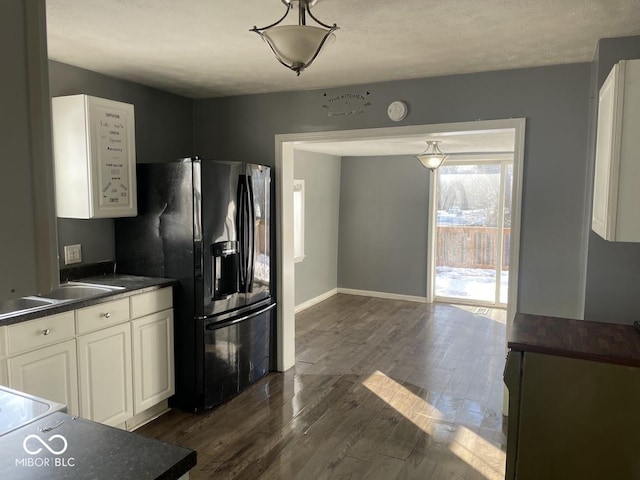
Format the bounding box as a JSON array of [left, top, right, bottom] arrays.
[[202, 302, 275, 409], [244, 163, 271, 306], [200, 160, 246, 317]]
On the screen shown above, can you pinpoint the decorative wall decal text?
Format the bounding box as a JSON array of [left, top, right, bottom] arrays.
[[322, 91, 372, 117]]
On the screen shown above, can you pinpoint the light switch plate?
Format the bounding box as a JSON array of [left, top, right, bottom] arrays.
[[64, 244, 82, 265]]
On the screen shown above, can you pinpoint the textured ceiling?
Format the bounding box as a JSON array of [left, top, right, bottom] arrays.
[[46, 0, 640, 99]]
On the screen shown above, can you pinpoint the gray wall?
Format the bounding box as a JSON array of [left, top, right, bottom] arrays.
[[338, 156, 429, 297], [584, 36, 640, 324], [48, 61, 194, 267], [0, 0, 57, 299], [194, 63, 591, 319], [293, 151, 341, 306]]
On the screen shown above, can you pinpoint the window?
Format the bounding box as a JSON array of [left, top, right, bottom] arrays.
[[293, 179, 305, 262]]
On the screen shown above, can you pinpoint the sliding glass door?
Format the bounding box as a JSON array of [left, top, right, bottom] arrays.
[[434, 161, 512, 307]]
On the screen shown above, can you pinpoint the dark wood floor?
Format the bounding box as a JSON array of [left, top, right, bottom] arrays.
[[137, 295, 507, 479]]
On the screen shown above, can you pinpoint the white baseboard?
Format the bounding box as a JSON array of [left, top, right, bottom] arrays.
[[337, 288, 427, 303], [295, 288, 338, 313]]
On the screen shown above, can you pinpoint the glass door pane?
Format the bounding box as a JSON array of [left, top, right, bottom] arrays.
[[435, 163, 503, 303]]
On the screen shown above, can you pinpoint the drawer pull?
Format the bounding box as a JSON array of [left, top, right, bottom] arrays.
[[103, 312, 112, 319], [41, 329, 51, 336]]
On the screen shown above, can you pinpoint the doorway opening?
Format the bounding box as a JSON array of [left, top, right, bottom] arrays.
[[275, 120, 525, 372], [433, 158, 513, 308]]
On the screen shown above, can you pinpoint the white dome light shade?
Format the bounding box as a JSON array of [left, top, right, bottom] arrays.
[[416, 141, 448, 170], [417, 154, 447, 170], [262, 25, 335, 68], [251, 0, 338, 75]]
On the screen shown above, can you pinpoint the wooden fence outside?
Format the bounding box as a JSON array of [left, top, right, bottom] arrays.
[[436, 226, 510, 270]]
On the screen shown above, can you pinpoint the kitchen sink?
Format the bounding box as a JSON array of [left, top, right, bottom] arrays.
[[41, 282, 126, 301], [0, 282, 127, 321], [0, 386, 66, 437], [0, 297, 60, 320]]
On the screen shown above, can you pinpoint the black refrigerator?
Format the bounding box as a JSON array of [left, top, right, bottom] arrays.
[[115, 157, 275, 412]]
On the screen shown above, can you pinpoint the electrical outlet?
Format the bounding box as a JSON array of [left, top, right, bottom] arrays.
[[64, 244, 82, 265]]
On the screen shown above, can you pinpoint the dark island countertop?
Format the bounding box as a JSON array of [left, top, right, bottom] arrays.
[[509, 312, 640, 368], [0, 275, 176, 327], [0, 412, 196, 479]]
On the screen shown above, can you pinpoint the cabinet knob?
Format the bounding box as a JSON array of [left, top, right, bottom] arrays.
[[103, 312, 111, 319], [41, 329, 51, 336]]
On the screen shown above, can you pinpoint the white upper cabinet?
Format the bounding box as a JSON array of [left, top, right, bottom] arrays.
[[592, 59, 640, 242], [52, 94, 137, 219]]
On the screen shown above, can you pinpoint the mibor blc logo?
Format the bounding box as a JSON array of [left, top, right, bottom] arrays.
[[16, 433, 75, 468]]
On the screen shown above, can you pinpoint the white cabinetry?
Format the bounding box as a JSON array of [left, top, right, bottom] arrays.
[[132, 310, 174, 414], [592, 59, 640, 241], [77, 322, 133, 426], [76, 288, 173, 429], [2, 286, 174, 428], [52, 94, 137, 219], [5, 311, 79, 415]]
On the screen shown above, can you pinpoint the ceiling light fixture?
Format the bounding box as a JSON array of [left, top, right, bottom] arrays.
[[416, 141, 448, 170], [251, 0, 338, 76]]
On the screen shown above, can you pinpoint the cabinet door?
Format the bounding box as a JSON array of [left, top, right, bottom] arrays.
[[8, 339, 79, 415], [77, 323, 132, 426], [132, 310, 174, 414], [0, 359, 7, 387], [52, 94, 137, 219], [592, 62, 621, 240]]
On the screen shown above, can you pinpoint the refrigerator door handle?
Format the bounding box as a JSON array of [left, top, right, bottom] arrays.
[[237, 177, 246, 289], [245, 174, 255, 292], [204, 302, 275, 330], [236, 174, 251, 292]]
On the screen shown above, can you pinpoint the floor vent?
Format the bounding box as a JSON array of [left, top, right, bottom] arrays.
[[475, 307, 490, 315]]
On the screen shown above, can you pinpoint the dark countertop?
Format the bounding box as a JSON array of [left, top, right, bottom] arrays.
[[509, 312, 640, 367], [0, 412, 196, 479], [0, 275, 176, 327]]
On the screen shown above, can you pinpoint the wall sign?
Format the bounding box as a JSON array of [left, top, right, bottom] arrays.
[[322, 91, 372, 117]]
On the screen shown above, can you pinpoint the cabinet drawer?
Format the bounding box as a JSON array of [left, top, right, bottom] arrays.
[[130, 287, 173, 319], [77, 298, 130, 335], [6, 311, 75, 355]]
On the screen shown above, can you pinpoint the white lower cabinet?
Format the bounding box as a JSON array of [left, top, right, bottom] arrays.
[[132, 310, 175, 414], [77, 322, 133, 427], [7, 338, 79, 415], [3, 286, 174, 429]]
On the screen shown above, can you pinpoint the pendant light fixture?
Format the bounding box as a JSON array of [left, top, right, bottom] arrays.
[[416, 141, 448, 170], [251, 0, 339, 75]]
